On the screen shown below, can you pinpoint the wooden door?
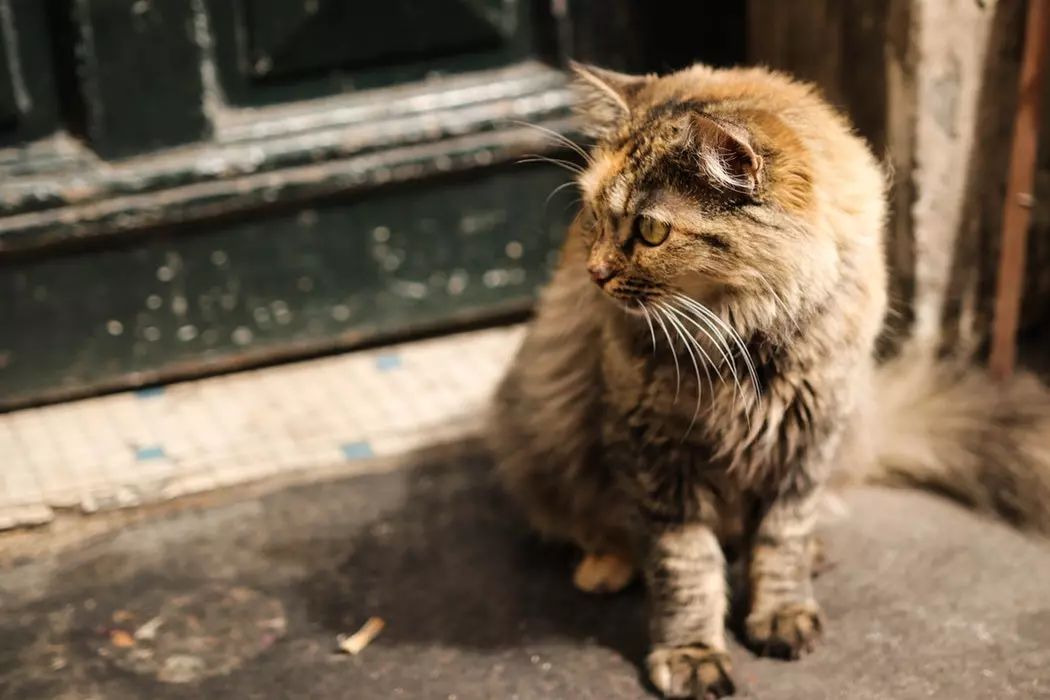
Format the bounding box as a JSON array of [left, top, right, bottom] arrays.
[[0, 0, 745, 409]]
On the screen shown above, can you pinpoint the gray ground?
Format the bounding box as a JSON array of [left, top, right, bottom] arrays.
[[2, 442, 1049, 700]]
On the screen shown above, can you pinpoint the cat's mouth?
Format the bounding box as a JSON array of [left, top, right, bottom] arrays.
[[617, 300, 650, 316], [600, 278, 660, 300], [602, 284, 663, 315]]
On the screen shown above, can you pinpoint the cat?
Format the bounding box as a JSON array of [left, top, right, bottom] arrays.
[[488, 62, 1050, 699]]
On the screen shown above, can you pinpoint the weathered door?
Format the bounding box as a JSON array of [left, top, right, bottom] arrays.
[[0, 0, 744, 409]]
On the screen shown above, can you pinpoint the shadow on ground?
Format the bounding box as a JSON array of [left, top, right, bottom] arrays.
[[294, 453, 648, 662], [2, 440, 1050, 699]]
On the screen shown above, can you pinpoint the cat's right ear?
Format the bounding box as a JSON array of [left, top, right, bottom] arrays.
[[569, 62, 649, 139]]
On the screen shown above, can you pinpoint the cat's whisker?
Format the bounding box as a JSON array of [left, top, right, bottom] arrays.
[[670, 295, 736, 368], [674, 293, 761, 398], [755, 274, 801, 334], [517, 155, 585, 176], [663, 300, 743, 418], [668, 299, 749, 425], [544, 180, 580, 209], [663, 302, 730, 405], [657, 303, 708, 438], [664, 302, 732, 384], [638, 301, 658, 356], [651, 305, 682, 402], [561, 197, 583, 215], [507, 120, 594, 165]]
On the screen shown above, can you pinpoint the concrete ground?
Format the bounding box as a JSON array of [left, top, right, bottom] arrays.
[[2, 441, 1049, 700]]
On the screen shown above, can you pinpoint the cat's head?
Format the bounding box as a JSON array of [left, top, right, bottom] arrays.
[[568, 62, 855, 331]]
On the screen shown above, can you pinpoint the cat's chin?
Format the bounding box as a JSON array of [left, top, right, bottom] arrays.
[[621, 304, 647, 317], [605, 295, 651, 316]]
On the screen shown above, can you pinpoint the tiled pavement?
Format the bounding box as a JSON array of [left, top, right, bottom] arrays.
[[0, 325, 524, 530], [5, 327, 1050, 699]]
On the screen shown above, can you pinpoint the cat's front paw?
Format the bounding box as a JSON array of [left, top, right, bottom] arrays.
[[648, 646, 735, 699], [572, 552, 635, 594], [746, 601, 823, 660]]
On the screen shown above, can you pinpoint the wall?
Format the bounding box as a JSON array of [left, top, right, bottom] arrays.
[[749, 0, 1050, 358]]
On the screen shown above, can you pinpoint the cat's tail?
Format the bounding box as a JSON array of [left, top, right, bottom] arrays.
[[861, 352, 1050, 534]]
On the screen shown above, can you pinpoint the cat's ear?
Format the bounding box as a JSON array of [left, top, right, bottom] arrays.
[[569, 61, 649, 139], [686, 114, 764, 195]]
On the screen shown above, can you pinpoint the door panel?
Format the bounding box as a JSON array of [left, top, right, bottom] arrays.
[[0, 165, 574, 408], [207, 0, 540, 106], [244, 0, 513, 80], [0, 0, 748, 408], [69, 0, 210, 158], [0, 31, 20, 131], [0, 0, 60, 147]]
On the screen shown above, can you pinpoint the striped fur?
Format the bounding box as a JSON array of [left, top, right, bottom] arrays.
[[488, 62, 1050, 698]]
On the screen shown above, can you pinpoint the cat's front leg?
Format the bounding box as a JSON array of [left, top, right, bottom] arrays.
[[646, 522, 735, 699], [745, 488, 824, 659]]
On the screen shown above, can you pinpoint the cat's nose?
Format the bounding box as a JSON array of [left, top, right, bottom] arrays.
[[588, 260, 619, 286]]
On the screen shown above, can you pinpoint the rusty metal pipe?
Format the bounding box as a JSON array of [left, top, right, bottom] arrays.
[[989, 0, 1050, 379]]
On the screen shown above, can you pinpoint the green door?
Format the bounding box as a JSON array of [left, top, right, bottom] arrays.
[[0, 0, 744, 410]]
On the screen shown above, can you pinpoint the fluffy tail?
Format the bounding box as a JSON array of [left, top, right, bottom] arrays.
[[863, 354, 1050, 535]]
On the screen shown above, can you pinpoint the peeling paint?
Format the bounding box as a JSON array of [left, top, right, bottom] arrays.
[[171, 295, 188, 317], [447, 270, 468, 296], [254, 56, 273, 76], [231, 327, 253, 346], [0, 69, 575, 255], [483, 269, 514, 288], [271, 301, 292, 325], [1, 165, 569, 408], [189, 0, 228, 125], [0, 0, 31, 115], [460, 209, 506, 235], [390, 280, 427, 300]]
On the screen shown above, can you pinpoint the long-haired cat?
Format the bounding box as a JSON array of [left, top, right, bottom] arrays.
[[489, 62, 1050, 698]]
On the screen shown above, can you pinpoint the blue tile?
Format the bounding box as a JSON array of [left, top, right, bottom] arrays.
[[135, 445, 166, 461], [340, 441, 374, 460], [135, 386, 166, 399], [375, 354, 402, 371]]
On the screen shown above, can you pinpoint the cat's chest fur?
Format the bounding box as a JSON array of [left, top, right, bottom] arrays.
[[596, 313, 842, 499], [599, 322, 746, 462]]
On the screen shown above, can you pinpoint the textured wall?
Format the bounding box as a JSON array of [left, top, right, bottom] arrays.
[[749, 0, 1050, 358]]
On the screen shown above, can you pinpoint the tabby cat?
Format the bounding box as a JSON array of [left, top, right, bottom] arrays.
[[489, 62, 1050, 698]]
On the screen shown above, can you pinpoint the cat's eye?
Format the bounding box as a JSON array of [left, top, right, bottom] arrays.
[[635, 216, 671, 246]]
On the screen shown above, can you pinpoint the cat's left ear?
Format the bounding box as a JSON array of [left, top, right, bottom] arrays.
[[686, 114, 764, 195], [569, 61, 650, 139]]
